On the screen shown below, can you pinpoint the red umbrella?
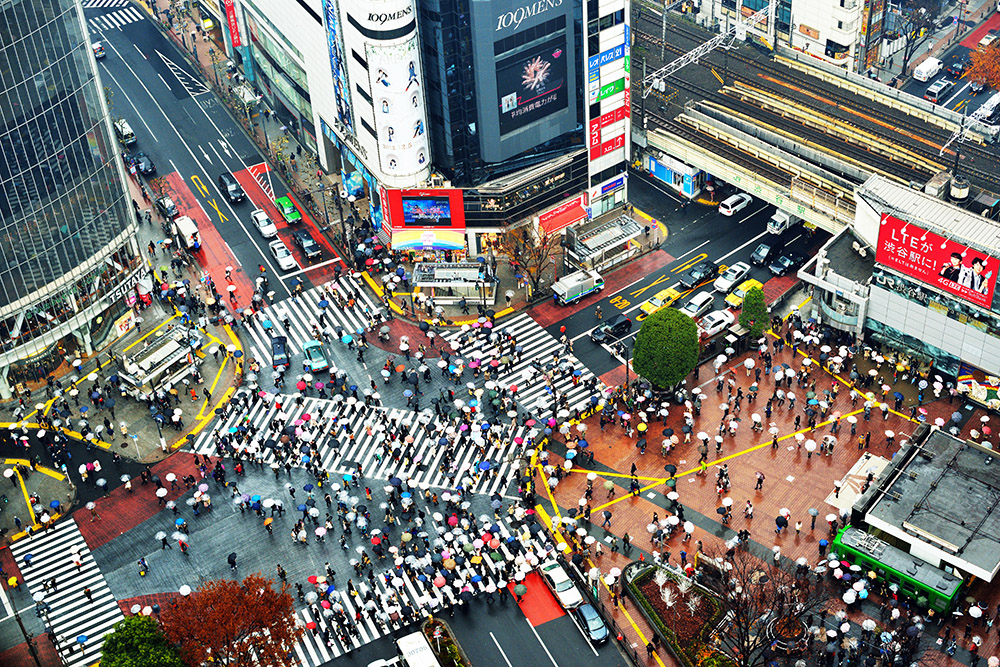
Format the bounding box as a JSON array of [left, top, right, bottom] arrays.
[[306, 621, 317, 629], [447, 514, 459, 526], [307, 575, 318, 584], [395, 364, 405, 372], [365, 258, 375, 266], [296, 380, 307, 390], [433, 576, 446, 588], [320, 600, 331, 608], [371, 536, 381, 545]]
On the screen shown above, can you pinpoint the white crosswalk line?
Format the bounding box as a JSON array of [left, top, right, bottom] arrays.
[[441, 312, 603, 417], [190, 396, 525, 494], [10, 521, 124, 667]]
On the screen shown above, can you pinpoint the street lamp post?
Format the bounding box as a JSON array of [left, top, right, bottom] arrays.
[[12, 606, 43, 667]]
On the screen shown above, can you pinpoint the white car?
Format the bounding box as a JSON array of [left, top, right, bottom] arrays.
[[719, 193, 752, 216], [539, 560, 584, 609], [268, 240, 297, 271], [699, 309, 736, 338], [714, 261, 751, 293], [680, 291, 714, 319], [250, 209, 278, 238]]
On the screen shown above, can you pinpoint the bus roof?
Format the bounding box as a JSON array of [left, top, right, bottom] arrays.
[[837, 527, 962, 594]]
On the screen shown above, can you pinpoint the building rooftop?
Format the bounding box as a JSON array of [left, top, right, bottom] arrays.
[[857, 176, 1000, 257], [823, 227, 875, 285], [864, 428, 1000, 581]]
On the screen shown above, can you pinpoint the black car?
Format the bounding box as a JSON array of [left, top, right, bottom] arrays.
[[751, 240, 783, 266], [155, 195, 178, 219], [946, 58, 969, 78], [271, 335, 289, 369], [134, 151, 156, 175], [679, 260, 719, 290], [218, 172, 245, 203], [591, 314, 632, 343], [769, 251, 807, 276], [573, 604, 609, 645], [292, 228, 322, 260]]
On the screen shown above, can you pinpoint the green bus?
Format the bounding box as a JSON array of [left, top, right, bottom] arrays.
[[832, 526, 965, 613]]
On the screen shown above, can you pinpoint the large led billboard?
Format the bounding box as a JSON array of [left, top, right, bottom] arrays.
[[496, 35, 568, 135], [385, 189, 466, 230], [876, 213, 998, 309]]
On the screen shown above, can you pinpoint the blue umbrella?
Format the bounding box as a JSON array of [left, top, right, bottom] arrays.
[[262, 320, 272, 329], [403, 390, 413, 397], [251, 494, 261, 502], [396, 267, 405, 277], [105, 397, 116, 408], [318, 300, 330, 308], [341, 335, 353, 344], [80, 406, 88, 413], [297, 504, 307, 512], [349, 384, 358, 391], [291, 278, 303, 286], [418, 575, 427, 582], [175, 518, 184, 526], [438, 438, 448, 446], [578, 439, 589, 448], [303, 484, 314, 492], [478, 461, 491, 471], [301, 455, 310, 463], [573, 370, 582, 377], [544, 427, 552, 435], [566, 450, 577, 460], [471, 574, 483, 582], [234, 350, 243, 358], [77, 635, 88, 644], [469, 399, 478, 407], [49, 500, 60, 509], [401, 491, 411, 498], [342, 473, 353, 481], [481, 423, 490, 430]]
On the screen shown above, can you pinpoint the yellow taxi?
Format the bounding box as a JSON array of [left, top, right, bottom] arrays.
[[639, 287, 683, 316], [725, 278, 763, 309]]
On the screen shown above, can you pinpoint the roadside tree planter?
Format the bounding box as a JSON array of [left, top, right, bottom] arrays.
[[422, 617, 472, 667]]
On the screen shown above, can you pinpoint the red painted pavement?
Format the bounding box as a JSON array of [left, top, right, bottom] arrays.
[[761, 274, 799, 306], [75, 453, 200, 550], [507, 572, 564, 626], [233, 166, 344, 284], [0, 546, 23, 589], [961, 11, 1000, 50], [0, 639, 63, 667], [531, 250, 675, 328], [118, 592, 185, 615], [160, 172, 257, 304]]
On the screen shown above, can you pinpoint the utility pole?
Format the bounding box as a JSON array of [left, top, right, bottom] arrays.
[[12, 606, 43, 667]]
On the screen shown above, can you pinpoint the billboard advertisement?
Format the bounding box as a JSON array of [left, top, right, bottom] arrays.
[[496, 35, 568, 135], [323, 0, 353, 134], [386, 189, 465, 230], [876, 213, 998, 309], [223, 0, 241, 47], [367, 38, 430, 177]]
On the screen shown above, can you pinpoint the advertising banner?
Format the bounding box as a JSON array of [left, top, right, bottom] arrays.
[[323, 0, 353, 133], [497, 35, 568, 135], [876, 213, 998, 309], [597, 77, 625, 101], [386, 189, 466, 230], [223, 0, 241, 47], [367, 38, 430, 176], [589, 133, 625, 160], [588, 106, 627, 149]]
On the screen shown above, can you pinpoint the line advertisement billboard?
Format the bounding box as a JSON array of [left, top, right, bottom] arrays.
[[876, 213, 998, 309], [496, 35, 568, 135]]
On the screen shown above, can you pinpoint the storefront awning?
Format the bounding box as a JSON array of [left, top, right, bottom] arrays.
[[391, 228, 465, 251], [538, 203, 587, 236]]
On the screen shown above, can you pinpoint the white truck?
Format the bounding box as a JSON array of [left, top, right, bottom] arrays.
[[913, 58, 943, 83], [552, 269, 604, 305], [172, 215, 200, 250], [767, 210, 802, 235]]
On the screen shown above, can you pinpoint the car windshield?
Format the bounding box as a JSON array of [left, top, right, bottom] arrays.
[[554, 579, 573, 592], [283, 202, 294, 212], [307, 347, 322, 360], [586, 613, 604, 630], [275, 246, 290, 258]]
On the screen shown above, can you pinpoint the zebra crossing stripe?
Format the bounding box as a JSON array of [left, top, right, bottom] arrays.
[[9, 521, 124, 667], [441, 312, 601, 415], [290, 516, 542, 665], [191, 397, 524, 495]]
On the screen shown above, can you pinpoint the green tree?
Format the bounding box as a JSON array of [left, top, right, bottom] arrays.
[[101, 615, 183, 667], [738, 287, 769, 338], [632, 308, 699, 388]]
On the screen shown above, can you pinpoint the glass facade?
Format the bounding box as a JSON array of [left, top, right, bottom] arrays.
[[0, 0, 138, 379]]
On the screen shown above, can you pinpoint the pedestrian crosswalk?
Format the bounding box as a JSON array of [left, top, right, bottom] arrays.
[[240, 275, 386, 371], [291, 516, 535, 665], [9, 520, 124, 667], [441, 312, 602, 418], [87, 6, 144, 31], [189, 397, 526, 496], [82, 0, 131, 7]]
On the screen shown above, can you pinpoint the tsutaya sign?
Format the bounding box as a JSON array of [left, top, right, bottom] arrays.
[[496, 0, 563, 31]]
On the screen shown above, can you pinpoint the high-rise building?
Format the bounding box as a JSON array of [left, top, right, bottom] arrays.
[[0, 0, 143, 399], [227, 0, 630, 256]]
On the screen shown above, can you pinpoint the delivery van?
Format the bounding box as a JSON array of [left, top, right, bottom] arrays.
[[114, 118, 136, 146], [172, 215, 200, 250], [913, 58, 943, 83]]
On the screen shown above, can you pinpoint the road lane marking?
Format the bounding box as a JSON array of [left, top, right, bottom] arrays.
[[281, 256, 344, 279], [98, 38, 286, 288], [526, 618, 559, 666], [490, 632, 514, 667]]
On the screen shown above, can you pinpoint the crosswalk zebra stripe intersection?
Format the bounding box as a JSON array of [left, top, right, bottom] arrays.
[[191, 398, 526, 496], [9, 521, 124, 667]]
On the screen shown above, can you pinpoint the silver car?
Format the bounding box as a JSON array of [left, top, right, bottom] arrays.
[[540, 560, 584, 609]]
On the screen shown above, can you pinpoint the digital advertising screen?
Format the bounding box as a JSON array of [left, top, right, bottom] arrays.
[[496, 35, 568, 135], [876, 213, 998, 310], [401, 196, 452, 227]]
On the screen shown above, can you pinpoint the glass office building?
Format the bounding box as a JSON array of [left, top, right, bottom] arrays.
[[0, 0, 141, 398]]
